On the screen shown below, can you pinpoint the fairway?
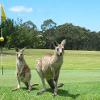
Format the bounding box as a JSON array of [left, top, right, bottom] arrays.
[[0, 49, 100, 100], [0, 70, 100, 100], [1, 49, 100, 70]]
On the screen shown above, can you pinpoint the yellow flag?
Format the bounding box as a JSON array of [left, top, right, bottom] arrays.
[[1, 4, 6, 22]]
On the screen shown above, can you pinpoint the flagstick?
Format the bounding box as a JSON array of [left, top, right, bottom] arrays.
[[1, 4, 6, 75], [0, 29, 3, 75], [1, 47, 3, 75]]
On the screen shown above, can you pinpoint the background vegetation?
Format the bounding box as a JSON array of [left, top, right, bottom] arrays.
[[1, 18, 100, 50]]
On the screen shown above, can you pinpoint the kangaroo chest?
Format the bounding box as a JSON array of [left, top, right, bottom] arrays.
[[17, 60, 30, 71], [51, 55, 63, 68], [43, 56, 63, 79], [17, 61, 25, 72], [17, 61, 30, 82]]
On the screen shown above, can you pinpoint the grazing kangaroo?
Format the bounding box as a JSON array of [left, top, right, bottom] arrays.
[[13, 48, 32, 91], [36, 39, 66, 96]]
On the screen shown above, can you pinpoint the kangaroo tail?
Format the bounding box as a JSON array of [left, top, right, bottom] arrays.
[[31, 83, 39, 87], [57, 83, 64, 88]]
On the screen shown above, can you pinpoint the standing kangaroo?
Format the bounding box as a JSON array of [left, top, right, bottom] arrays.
[[13, 48, 32, 91], [36, 39, 66, 96]]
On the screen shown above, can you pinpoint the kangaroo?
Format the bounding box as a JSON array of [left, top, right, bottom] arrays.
[[13, 48, 32, 91], [36, 39, 66, 96]]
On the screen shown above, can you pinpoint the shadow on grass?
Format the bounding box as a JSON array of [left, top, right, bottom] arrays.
[[12, 84, 39, 92], [22, 84, 39, 91], [47, 88, 80, 99], [21, 87, 38, 91], [58, 89, 80, 99]]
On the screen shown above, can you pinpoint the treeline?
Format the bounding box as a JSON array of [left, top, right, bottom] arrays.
[[0, 18, 100, 50]]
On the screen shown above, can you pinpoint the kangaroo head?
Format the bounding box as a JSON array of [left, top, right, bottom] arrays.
[[16, 48, 25, 60], [55, 39, 66, 56]]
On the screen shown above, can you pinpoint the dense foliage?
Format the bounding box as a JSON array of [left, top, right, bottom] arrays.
[[0, 18, 100, 50]]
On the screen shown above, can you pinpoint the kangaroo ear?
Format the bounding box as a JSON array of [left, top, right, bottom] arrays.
[[21, 48, 25, 52], [53, 41, 59, 47], [21, 47, 26, 52], [15, 48, 19, 52], [61, 39, 66, 47]]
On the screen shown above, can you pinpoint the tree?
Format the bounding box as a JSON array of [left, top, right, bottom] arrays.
[[22, 21, 37, 30], [1, 18, 100, 50], [5, 20, 39, 48], [0, 19, 15, 48], [41, 19, 57, 48]]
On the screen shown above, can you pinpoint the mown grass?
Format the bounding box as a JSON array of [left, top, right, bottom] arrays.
[[0, 70, 100, 100], [1, 49, 100, 70], [1, 49, 100, 100]]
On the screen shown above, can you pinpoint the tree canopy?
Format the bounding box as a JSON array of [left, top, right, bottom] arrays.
[[0, 18, 100, 50]]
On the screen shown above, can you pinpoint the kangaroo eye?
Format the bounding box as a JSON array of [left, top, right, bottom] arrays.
[[57, 48, 59, 51], [62, 48, 64, 51]]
